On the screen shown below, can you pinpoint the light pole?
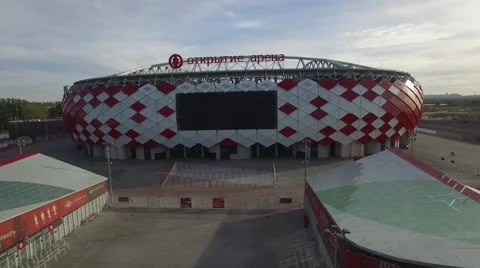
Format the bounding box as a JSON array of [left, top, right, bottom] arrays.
[[104, 142, 114, 204], [323, 225, 351, 268], [17, 139, 25, 155], [408, 129, 417, 155], [302, 139, 310, 179]]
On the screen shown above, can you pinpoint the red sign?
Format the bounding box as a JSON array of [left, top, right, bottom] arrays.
[[305, 184, 391, 268], [16, 241, 25, 250], [212, 198, 225, 209], [168, 54, 285, 69], [0, 189, 89, 253], [169, 54, 183, 69]]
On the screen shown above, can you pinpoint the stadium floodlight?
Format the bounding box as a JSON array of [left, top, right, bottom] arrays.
[[102, 142, 114, 205]]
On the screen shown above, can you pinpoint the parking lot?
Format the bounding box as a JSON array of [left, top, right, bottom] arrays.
[[51, 209, 322, 268]]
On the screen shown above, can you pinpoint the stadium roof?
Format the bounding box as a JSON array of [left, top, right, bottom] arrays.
[[307, 149, 480, 268], [0, 152, 107, 222], [71, 55, 414, 88]]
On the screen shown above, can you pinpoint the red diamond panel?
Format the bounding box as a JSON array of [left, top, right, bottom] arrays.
[[131, 113, 147, 123], [220, 138, 236, 148], [319, 137, 334, 146], [320, 126, 336, 136], [378, 79, 393, 90], [158, 106, 175, 117], [123, 85, 138, 95], [362, 90, 378, 101], [104, 97, 119, 107], [105, 119, 120, 128], [131, 101, 146, 112], [277, 79, 297, 91], [379, 124, 391, 133], [341, 113, 358, 125], [90, 119, 102, 128], [105, 86, 121, 96], [129, 140, 142, 148], [340, 125, 356, 136], [310, 96, 328, 108], [158, 83, 176, 95], [339, 78, 358, 90], [376, 134, 387, 143], [93, 129, 105, 139], [340, 90, 359, 101], [319, 77, 337, 90], [108, 129, 122, 139], [381, 113, 394, 123], [360, 79, 376, 90], [91, 87, 103, 97], [161, 128, 177, 139], [145, 140, 159, 148], [79, 119, 88, 128], [393, 80, 404, 89], [361, 124, 375, 134], [89, 98, 101, 108], [358, 135, 372, 144], [279, 103, 297, 115], [126, 130, 140, 139], [279, 127, 296, 138], [310, 109, 328, 120], [362, 113, 378, 124]]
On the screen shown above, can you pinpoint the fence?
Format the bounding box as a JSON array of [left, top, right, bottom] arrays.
[[111, 196, 302, 210], [160, 161, 275, 189], [411, 150, 480, 176]]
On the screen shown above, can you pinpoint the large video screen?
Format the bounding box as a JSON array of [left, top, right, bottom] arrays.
[[176, 91, 277, 130]]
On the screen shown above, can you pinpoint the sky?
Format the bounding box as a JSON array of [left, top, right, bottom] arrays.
[[0, 0, 479, 101]]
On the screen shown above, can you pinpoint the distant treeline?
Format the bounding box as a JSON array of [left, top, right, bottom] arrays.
[[0, 98, 62, 132]]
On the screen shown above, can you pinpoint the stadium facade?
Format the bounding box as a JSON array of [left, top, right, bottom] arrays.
[[62, 54, 423, 160]]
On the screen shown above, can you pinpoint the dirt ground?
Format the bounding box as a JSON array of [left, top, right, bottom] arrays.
[[413, 133, 480, 186], [50, 209, 323, 268]]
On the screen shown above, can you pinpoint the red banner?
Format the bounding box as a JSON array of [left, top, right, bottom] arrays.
[[305, 184, 391, 268], [0, 189, 88, 253]]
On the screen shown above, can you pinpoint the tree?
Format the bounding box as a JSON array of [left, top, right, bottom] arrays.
[[0, 98, 50, 132], [48, 103, 63, 118]]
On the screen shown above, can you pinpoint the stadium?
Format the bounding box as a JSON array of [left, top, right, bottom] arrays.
[[62, 54, 424, 160]]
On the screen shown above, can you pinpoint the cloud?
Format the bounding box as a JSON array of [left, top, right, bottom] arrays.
[[235, 20, 265, 29], [225, 11, 235, 18], [0, 0, 479, 101]]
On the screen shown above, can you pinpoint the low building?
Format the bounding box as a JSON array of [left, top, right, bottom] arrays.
[[0, 152, 108, 268], [304, 149, 480, 267], [7, 119, 66, 141]]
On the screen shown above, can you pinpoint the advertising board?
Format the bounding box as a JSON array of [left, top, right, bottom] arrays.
[[0, 189, 89, 253]]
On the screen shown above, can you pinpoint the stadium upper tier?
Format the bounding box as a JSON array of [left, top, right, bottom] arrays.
[[62, 55, 423, 160]]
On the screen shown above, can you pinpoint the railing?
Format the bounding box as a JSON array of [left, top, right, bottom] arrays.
[[410, 150, 480, 176], [112, 196, 302, 210], [18, 240, 70, 268], [160, 161, 275, 189]]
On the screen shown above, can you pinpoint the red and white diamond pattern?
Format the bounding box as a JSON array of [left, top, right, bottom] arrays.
[[63, 78, 423, 149]]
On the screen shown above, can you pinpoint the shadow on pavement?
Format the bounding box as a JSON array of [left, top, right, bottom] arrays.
[[192, 209, 321, 268]]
